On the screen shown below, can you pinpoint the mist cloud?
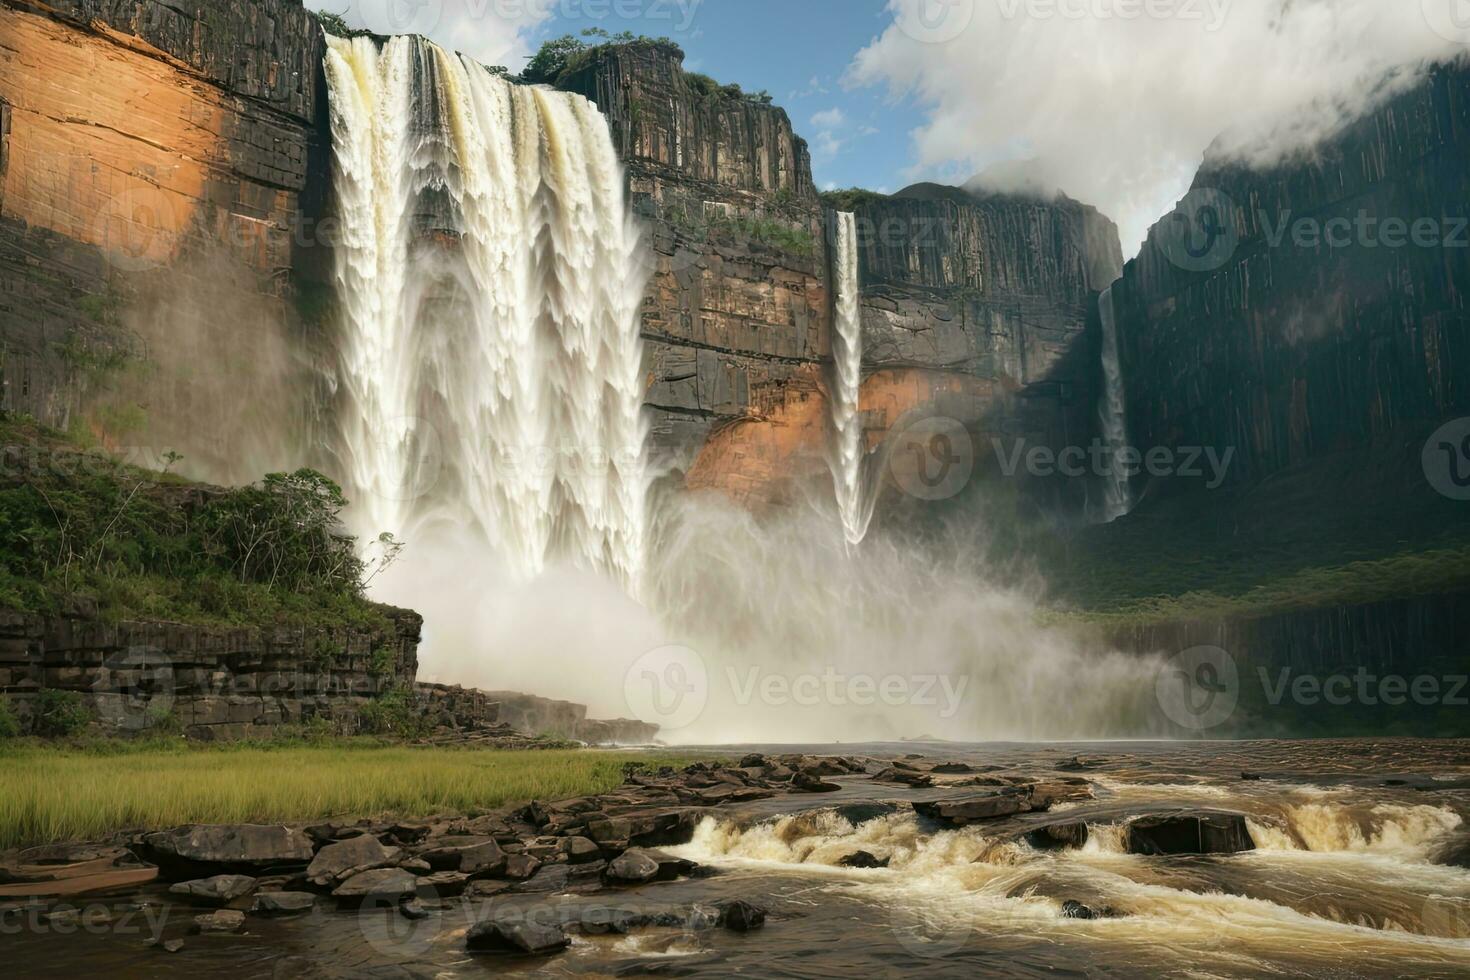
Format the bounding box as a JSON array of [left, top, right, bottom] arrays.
[[851, 0, 1468, 258]]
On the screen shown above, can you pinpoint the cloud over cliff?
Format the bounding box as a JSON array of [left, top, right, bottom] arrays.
[[309, 0, 554, 67], [850, 0, 1469, 258]]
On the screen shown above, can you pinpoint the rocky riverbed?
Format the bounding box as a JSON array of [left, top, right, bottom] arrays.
[[5, 740, 1470, 977]]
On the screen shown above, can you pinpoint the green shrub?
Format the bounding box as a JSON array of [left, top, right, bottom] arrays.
[[368, 646, 399, 677], [0, 700, 20, 739], [34, 691, 92, 738], [143, 707, 182, 736], [357, 687, 427, 738]]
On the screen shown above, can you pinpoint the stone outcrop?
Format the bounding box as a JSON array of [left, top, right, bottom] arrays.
[[1110, 61, 1470, 494], [0, 604, 421, 739]]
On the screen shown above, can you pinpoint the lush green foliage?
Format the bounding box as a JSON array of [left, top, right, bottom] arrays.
[[0, 414, 389, 628], [820, 187, 890, 212], [357, 686, 429, 737], [0, 701, 19, 740], [33, 691, 91, 738], [0, 743, 719, 848]]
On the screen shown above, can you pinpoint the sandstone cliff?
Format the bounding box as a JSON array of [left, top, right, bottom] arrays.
[[0, 0, 327, 439]]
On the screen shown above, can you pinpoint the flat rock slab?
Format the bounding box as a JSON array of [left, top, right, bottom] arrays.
[[192, 909, 246, 934], [332, 868, 419, 901], [914, 788, 1044, 825], [0, 866, 157, 899], [142, 825, 314, 872], [605, 850, 660, 885], [251, 891, 316, 916], [169, 874, 257, 905]]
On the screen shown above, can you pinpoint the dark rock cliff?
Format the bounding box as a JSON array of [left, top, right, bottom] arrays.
[[839, 182, 1123, 516], [1111, 61, 1470, 493]]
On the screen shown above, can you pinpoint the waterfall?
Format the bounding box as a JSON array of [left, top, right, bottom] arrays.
[[1097, 284, 1133, 522], [829, 211, 870, 545], [322, 36, 648, 588]]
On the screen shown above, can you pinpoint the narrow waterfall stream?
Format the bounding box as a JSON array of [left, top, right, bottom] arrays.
[[829, 211, 869, 545], [1097, 284, 1133, 522], [323, 35, 648, 587]]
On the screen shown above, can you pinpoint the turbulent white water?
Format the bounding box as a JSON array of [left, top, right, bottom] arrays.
[[828, 212, 870, 546], [323, 35, 648, 587], [1096, 284, 1133, 522]]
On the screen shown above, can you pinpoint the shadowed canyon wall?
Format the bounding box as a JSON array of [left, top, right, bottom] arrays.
[[1111, 61, 1470, 495]]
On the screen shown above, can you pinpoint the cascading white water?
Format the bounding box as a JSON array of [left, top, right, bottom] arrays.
[[1097, 283, 1133, 522], [323, 36, 648, 588], [828, 211, 870, 545]]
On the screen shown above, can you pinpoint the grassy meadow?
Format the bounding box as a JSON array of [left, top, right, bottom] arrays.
[[0, 741, 714, 850]]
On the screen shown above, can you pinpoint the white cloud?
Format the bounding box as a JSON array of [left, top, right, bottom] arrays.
[[309, 0, 554, 67], [811, 107, 849, 129], [850, 0, 1468, 258]]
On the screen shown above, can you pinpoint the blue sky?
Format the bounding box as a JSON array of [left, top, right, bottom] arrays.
[[526, 0, 922, 194]]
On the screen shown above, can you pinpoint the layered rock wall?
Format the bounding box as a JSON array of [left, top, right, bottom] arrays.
[[0, 605, 421, 739]]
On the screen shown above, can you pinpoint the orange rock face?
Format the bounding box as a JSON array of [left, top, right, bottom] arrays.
[[0, 5, 304, 276], [686, 365, 997, 508]]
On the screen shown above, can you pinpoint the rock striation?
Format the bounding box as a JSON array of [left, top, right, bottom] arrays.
[[1110, 61, 1470, 493]]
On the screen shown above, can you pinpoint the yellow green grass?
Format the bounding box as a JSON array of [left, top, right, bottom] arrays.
[[0, 743, 713, 850]]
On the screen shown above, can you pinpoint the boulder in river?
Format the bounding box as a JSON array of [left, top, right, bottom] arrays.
[[605, 849, 661, 884], [838, 850, 890, 869], [466, 916, 571, 956], [1125, 812, 1255, 855], [192, 909, 245, 934], [1025, 821, 1090, 850], [250, 891, 316, 916], [332, 868, 419, 902], [306, 834, 400, 888], [718, 899, 767, 932]]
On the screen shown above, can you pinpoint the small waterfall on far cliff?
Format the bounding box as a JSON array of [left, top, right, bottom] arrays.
[[829, 212, 870, 545], [1097, 284, 1133, 522], [322, 35, 648, 588]]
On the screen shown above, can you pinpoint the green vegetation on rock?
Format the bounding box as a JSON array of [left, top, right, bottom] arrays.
[[820, 187, 890, 212], [0, 413, 393, 630]]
